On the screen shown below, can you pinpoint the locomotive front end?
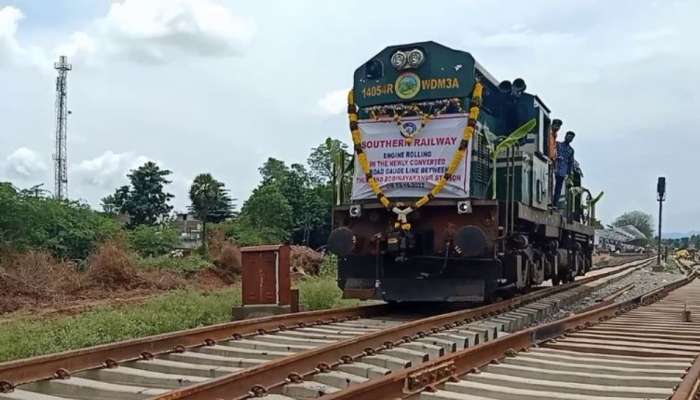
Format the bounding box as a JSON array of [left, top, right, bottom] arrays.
[[328, 42, 501, 302]]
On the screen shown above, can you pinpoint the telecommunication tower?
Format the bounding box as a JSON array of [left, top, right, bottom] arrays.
[[53, 55, 72, 200]]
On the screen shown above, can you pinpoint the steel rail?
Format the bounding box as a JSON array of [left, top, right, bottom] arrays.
[[0, 302, 391, 387], [155, 258, 653, 400], [670, 261, 700, 400], [320, 261, 696, 400]]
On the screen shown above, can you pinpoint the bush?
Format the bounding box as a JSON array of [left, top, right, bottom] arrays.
[[86, 241, 144, 290], [297, 275, 342, 310], [297, 255, 341, 309], [318, 254, 338, 277], [0, 185, 120, 260], [219, 219, 289, 247], [291, 246, 324, 276], [296, 255, 359, 311], [137, 255, 213, 274], [0, 250, 83, 313], [128, 225, 180, 257], [213, 243, 242, 274]]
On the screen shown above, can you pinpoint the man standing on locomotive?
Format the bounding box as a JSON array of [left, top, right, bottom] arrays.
[[552, 131, 576, 207], [548, 119, 563, 207], [548, 119, 563, 160]]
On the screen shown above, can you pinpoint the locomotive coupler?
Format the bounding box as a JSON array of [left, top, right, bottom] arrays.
[[386, 228, 415, 262]]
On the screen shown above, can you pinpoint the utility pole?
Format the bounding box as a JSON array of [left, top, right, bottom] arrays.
[[657, 176, 666, 266], [53, 55, 72, 200]]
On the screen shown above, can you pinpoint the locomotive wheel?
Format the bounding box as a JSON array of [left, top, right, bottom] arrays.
[[576, 253, 585, 276], [583, 253, 592, 273], [551, 274, 561, 286], [559, 264, 574, 283]]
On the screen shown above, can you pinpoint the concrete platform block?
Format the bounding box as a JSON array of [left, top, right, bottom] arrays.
[[0, 390, 71, 400], [314, 371, 368, 388], [23, 377, 168, 400], [77, 366, 206, 389], [126, 358, 239, 378], [232, 304, 291, 320], [363, 354, 412, 370], [337, 362, 391, 378], [401, 341, 444, 359], [162, 351, 265, 368], [196, 344, 292, 360], [383, 347, 429, 364], [283, 381, 339, 398]]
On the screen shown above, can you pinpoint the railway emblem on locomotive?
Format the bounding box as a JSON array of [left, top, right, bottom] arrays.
[[394, 72, 421, 99], [399, 121, 418, 138]]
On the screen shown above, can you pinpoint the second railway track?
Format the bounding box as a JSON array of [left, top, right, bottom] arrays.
[[321, 260, 700, 400], [0, 257, 652, 400]]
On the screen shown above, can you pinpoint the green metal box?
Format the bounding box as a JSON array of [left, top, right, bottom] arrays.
[[493, 152, 549, 210]]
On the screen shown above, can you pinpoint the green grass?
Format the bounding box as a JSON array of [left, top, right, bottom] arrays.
[[136, 254, 213, 274], [297, 255, 359, 310], [662, 258, 681, 273], [0, 287, 240, 362]]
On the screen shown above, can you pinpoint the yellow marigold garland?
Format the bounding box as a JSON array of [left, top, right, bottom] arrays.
[[368, 99, 461, 145], [347, 81, 484, 230]]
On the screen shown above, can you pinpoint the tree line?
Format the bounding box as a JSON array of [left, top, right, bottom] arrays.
[[1, 138, 352, 261], [99, 138, 352, 250]]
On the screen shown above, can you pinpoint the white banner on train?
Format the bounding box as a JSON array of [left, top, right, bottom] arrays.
[[351, 114, 472, 200]]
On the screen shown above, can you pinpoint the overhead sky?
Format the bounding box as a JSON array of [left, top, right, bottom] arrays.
[[1, 0, 698, 233]]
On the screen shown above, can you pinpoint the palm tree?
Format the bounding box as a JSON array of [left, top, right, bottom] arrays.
[[189, 173, 233, 256]]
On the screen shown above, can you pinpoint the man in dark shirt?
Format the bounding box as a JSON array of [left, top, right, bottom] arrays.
[[552, 131, 575, 207]]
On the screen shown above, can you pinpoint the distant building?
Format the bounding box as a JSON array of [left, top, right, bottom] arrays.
[[595, 224, 647, 253], [173, 213, 202, 250]]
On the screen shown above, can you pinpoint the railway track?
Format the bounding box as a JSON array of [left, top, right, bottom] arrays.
[[0, 257, 651, 400], [318, 260, 700, 400]]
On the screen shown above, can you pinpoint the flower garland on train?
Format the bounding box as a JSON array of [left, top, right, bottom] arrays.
[[365, 98, 463, 144], [347, 80, 484, 231]]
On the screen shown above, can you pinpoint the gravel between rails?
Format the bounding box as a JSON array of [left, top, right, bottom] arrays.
[[545, 263, 687, 322]]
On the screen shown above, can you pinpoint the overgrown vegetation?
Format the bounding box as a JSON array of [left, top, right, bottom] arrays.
[[297, 255, 358, 310], [223, 139, 352, 247], [136, 254, 213, 274], [0, 256, 356, 362], [0, 139, 353, 357], [0, 183, 120, 260], [127, 225, 180, 257]]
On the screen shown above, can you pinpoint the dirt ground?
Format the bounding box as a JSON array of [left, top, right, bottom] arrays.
[[0, 267, 236, 323], [0, 243, 239, 320], [592, 253, 647, 268]]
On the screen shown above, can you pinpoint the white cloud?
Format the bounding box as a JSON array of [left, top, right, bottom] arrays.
[[479, 27, 579, 49], [0, 6, 25, 64], [318, 89, 348, 115], [0, 6, 51, 68], [58, 0, 255, 64], [56, 31, 96, 60], [4, 147, 47, 179], [74, 151, 150, 188]]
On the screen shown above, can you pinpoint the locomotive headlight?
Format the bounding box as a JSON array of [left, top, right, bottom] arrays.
[[390, 51, 407, 69], [349, 204, 362, 218], [457, 200, 472, 214], [407, 49, 425, 68]]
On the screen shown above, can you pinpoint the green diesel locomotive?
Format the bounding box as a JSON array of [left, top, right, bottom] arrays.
[[328, 41, 596, 303]]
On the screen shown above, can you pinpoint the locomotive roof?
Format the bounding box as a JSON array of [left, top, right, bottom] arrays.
[[353, 41, 548, 112]]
